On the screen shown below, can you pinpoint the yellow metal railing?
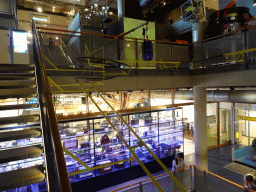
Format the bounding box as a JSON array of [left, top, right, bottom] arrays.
[[73, 77, 187, 192], [63, 146, 137, 176], [224, 48, 256, 63], [238, 115, 256, 122]]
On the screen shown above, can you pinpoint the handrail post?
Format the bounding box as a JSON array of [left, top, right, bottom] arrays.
[[32, 21, 72, 192], [139, 182, 143, 192], [244, 27, 248, 69], [135, 38, 138, 75]]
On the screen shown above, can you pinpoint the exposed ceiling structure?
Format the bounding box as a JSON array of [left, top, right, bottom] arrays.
[[17, 0, 118, 16]]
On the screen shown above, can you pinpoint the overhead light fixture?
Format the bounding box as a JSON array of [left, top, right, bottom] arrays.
[[38, 7, 43, 12], [56, 37, 59, 40], [163, 2, 166, 5], [27, 32, 32, 38]]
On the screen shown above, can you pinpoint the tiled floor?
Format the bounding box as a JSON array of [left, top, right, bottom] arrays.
[[97, 145, 249, 192]]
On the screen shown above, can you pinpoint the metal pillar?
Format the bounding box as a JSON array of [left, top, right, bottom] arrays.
[[231, 103, 236, 161], [248, 109, 250, 146], [193, 87, 208, 170], [117, 0, 125, 19], [148, 90, 151, 108], [120, 91, 123, 110], [217, 102, 220, 146], [171, 88, 175, 127]]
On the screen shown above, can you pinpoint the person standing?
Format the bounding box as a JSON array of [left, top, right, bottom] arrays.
[[244, 172, 256, 192], [48, 37, 54, 49], [171, 154, 184, 171]]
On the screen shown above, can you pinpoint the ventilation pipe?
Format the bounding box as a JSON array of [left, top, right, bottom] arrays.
[[151, 90, 256, 103]]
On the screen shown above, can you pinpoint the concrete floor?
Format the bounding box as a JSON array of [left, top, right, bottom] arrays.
[[97, 145, 247, 192]]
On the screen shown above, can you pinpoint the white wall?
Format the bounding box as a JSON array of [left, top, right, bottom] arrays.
[[182, 105, 194, 122], [17, 9, 68, 32]]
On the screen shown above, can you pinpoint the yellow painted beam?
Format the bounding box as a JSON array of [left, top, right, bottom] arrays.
[[68, 157, 133, 176], [48, 77, 64, 92], [63, 147, 91, 170], [224, 48, 256, 57], [238, 115, 256, 122], [46, 68, 105, 72], [42, 54, 58, 69]]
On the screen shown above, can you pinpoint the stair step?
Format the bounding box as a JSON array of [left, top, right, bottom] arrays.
[[0, 64, 34, 69], [0, 165, 45, 191], [0, 73, 35, 81], [0, 88, 37, 99], [0, 145, 42, 164], [0, 73, 35, 77], [0, 68, 35, 74], [0, 128, 41, 142], [0, 115, 40, 125], [0, 80, 35, 87], [0, 104, 38, 111], [1, 84, 36, 89], [0, 75, 36, 80]]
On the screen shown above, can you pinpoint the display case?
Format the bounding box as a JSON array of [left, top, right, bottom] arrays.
[[56, 108, 183, 183], [0, 107, 183, 191]]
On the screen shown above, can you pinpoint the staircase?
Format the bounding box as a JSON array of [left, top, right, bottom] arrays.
[[0, 64, 45, 191]]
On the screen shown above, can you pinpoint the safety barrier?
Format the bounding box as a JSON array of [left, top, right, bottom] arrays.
[[109, 165, 244, 192]]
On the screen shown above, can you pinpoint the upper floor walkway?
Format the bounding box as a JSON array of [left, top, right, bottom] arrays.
[[35, 25, 256, 92]]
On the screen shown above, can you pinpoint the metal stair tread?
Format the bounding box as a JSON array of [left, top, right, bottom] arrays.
[[0, 165, 45, 191], [0, 145, 42, 164], [0, 69, 34, 73], [0, 88, 37, 99], [0, 104, 38, 111], [0, 73, 35, 76], [0, 128, 41, 142], [0, 76, 36, 80], [0, 115, 40, 125], [0, 64, 34, 69], [0, 80, 35, 86]]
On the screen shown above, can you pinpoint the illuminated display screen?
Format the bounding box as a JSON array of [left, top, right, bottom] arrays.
[[13, 31, 28, 53]]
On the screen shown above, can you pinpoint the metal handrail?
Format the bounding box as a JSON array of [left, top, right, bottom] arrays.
[[32, 21, 72, 192], [110, 165, 192, 192], [36, 27, 189, 45], [194, 165, 244, 189], [110, 165, 244, 192]]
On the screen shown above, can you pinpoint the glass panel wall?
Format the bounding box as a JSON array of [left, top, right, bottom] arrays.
[[207, 103, 217, 148], [234, 103, 256, 168], [219, 102, 232, 145]]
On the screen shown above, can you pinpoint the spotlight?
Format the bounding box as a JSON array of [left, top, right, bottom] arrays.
[[38, 7, 43, 12]]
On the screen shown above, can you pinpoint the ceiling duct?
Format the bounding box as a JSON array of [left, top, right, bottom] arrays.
[[151, 90, 256, 103]]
